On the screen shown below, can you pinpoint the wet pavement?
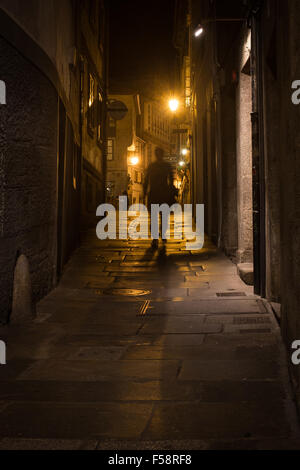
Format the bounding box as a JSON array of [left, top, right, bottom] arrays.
[[0, 223, 300, 450]]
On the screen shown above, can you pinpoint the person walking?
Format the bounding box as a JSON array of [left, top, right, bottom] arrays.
[[143, 147, 174, 250]]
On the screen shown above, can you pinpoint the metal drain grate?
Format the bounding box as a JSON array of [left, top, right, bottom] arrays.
[[239, 328, 271, 334], [234, 317, 271, 325], [103, 288, 151, 297], [216, 292, 246, 297]]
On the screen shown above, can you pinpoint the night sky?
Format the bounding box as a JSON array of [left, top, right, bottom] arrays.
[[109, 0, 177, 95]]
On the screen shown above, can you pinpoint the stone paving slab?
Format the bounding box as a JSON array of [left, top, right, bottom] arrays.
[[205, 314, 273, 324], [60, 278, 115, 289], [121, 344, 279, 361], [44, 301, 144, 324], [105, 266, 161, 273], [0, 380, 204, 403], [0, 438, 98, 450], [179, 359, 279, 381], [97, 438, 300, 451], [204, 333, 278, 346], [151, 335, 206, 346], [143, 402, 293, 440], [17, 359, 180, 382], [140, 317, 223, 335], [223, 324, 273, 334], [0, 379, 287, 406], [41, 322, 141, 336], [105, 272, 187, 280], [147, 299, 262, 315], [0, 402, 153, 439], [94, 437, 300, 450], [0, 229, 299, 449]]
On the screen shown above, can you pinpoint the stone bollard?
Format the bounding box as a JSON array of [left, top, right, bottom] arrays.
[[11, 255, 35, 324]]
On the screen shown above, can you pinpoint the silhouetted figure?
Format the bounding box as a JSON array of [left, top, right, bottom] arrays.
[[143, 147, 174, 250]]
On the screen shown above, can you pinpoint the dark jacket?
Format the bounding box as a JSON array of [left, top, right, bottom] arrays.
[[143, 160, 174, 206]]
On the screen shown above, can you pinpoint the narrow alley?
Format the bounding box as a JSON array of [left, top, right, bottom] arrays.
[[2, 0, 300, 455], [0, 219, 299, 450]]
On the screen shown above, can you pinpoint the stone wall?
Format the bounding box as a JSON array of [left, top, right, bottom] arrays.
[[107, 94, 137, 204], [277, 0, 300, 402], [0, 36, 58, 322], [236, 27, 253, 264], [260, 1, 281, 302], [0, 0, 75, 103], [79, 0, 107, 227], [220, 82, 238, 259]]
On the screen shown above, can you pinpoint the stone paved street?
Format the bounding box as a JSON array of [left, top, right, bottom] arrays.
[[0, 226, 300, 450]]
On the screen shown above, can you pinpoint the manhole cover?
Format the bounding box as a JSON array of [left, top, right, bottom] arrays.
[[103, 288, 151, 297]]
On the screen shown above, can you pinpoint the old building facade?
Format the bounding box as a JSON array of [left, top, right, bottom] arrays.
[[106, 93, 145, 205], [107, 93, 173, 206], [0, 0, 107, 322], [80, 0, 108, 227], [174, 0, 300, 405]]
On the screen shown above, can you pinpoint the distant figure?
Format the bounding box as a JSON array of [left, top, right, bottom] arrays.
[[143, 147, 174, 250]]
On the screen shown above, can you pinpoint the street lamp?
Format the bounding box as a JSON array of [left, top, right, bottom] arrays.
[[194, 25, 204, 37], [179, 161, 186, 167], [181, 148, 188, 156], [169, 98, 179, 113], [130, 156, 139, 166]]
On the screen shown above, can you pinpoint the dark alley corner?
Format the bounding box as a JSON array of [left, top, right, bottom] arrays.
[[1, 0, 300, 453]]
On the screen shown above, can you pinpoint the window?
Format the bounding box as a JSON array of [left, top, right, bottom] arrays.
[[184, 56, 191, 107], [107, 139, 114, 161], [88, 73, 95, 134], [108, 117, 116, 138], [97, 88, 103, 144]]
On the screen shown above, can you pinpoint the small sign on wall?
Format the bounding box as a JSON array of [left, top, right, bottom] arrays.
[[0, 80, 6, 104]]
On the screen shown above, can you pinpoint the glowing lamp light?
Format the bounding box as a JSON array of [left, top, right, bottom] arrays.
[[130, 156, 139, 166], [181, 148, 188, 156], [169, 99, 179, 112], [195, 25, 204, 37], [179, 161, 186, 167]]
